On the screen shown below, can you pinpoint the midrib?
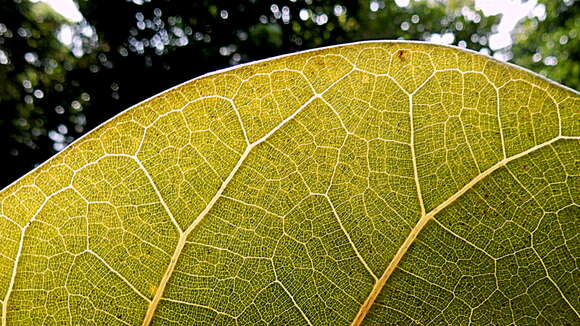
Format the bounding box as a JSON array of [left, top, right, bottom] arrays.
[[141, 144, 252, 326], [3, 108, 574, 326], [350, 135, 575, 326], [141, 122, 575, 324], [141, 70, 354, 326]]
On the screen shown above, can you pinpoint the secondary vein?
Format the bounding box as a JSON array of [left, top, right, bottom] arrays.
[[350, 135, 572, 326]]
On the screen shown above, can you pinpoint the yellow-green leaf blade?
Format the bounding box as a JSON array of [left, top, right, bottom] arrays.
[[367, 138, 579, 325], [0, 41, 578, 326]]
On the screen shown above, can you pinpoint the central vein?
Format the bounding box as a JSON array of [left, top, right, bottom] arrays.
[[141, 143, 252, 326], [141, 70, 354, 325]]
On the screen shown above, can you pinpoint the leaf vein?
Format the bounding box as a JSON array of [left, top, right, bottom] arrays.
[[141, 68, 356, 325], [351, 135, 575, 325]]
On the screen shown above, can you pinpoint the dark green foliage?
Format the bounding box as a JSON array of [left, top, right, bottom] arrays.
[[0, 0, 577, 188]]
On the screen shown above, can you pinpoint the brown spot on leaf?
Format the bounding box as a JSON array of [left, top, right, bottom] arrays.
[[397, 50, 407, 62]]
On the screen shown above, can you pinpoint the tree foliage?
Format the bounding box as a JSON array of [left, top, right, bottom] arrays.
[[1, 41, 578, 326], [0, 0, 578, 188]]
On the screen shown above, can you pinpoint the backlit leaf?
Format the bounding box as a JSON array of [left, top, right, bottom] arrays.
[[1, 41, 578, 325]]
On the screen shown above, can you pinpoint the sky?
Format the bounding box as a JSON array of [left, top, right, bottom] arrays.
[[39, 0, 543, 52], [475, 0, 544, 50], [37, 0, 83, 22]]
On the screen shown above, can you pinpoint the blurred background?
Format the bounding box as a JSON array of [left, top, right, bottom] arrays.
[[0, 0, 578, 188]]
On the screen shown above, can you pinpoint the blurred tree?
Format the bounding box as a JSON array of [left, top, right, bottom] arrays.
[[510, 0, 579, 89], [1, 0, 576, 188], [71, 0, 497, 149], [0, 0, 85, 187]]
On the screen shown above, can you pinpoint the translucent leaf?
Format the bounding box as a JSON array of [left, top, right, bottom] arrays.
[[1, 41, 578, 325]]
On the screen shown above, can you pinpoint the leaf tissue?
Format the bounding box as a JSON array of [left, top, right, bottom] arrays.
[[0, 41, 578, 325]]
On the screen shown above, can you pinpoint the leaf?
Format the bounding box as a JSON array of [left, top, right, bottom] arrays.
[[0, 41, 578, 326]]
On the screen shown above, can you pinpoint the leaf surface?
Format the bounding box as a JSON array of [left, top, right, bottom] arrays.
[[1, 41, 578, 326]]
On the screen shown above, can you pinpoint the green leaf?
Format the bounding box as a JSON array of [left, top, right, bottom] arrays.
[[1, 41, 578, 325]]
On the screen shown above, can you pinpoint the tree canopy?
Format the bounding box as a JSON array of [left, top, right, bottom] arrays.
[[0, 0, 578, 187]]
